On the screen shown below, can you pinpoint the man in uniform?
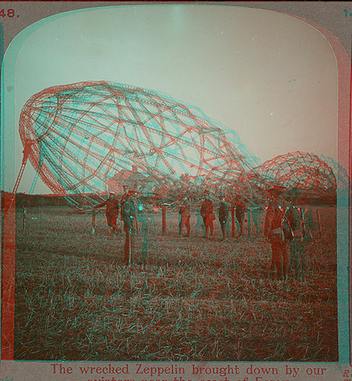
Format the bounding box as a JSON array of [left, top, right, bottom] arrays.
[[264, 186, 291, 281], [195, 206, 205, 237], [120, 185, 129, 210], [122, 193, 136, 265], [95, 192, 120, 235], [286, 190, 306, 281], [218, 195, 230, 241], [138, 198, 153, 265], [302, 204, 316, 240], [235, 195, 246, 238], [200, 190, 214, 239], [247, 197, 262, 239]]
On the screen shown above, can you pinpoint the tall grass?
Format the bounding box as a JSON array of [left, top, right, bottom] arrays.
[[14, 205, 337, 361]]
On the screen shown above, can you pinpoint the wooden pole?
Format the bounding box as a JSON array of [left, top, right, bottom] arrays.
[[317, 209, 322, 239]]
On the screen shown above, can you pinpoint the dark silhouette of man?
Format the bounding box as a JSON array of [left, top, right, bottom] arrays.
[[138, 200, 153, 265], [95, 192, 120, 235], [247, 197, 262, 239], [201, 190, 214, 239], [235, 195, 246, 238], [195, 207, 205, 237], [122, 193, 136, 264], [218, 195, 229, 240], [120, 185, 129, 210], [302, 204, 316, 240], [286, 192, 305, 281], [264, 186, 291, 281]]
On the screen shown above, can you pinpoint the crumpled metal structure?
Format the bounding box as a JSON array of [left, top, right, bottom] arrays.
[[19, 81, 259, 206], [256, 151, 337, 197], [18, 81, 340, 209]]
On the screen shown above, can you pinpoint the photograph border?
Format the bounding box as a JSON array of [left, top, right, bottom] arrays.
[[0, 2, 350, 380]]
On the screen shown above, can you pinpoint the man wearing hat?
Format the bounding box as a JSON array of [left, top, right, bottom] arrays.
[[120, 185, 129, 208], [264, 186, 291, 281]]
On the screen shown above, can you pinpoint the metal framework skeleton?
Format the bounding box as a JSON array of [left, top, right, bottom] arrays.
[[15, 81, 340, 209], [256, 151, 337, 197]]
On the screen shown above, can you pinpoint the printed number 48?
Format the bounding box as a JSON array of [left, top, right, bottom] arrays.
[[344, 9, 352, 17], [0, 9, 15, 17]]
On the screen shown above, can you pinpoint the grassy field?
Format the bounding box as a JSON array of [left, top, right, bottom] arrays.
[[13, 205, 337, 362]]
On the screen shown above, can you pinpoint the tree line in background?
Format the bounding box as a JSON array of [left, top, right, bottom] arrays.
[[1, 185, 336, 211]]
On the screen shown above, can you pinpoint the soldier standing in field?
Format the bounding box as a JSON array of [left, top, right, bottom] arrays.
[[302, 204, 316, 240], [94, 192, 120, 236], [264, 186, 291, 281], [247, 201, 263, 239], [120, 185, 129, 219], [150, 203, 158, 233], [286, 192, 306, 281], [218, 195, 230, 241], [235, 195, 246, 238], [200, 190, 214, 239], [194, 197, 205, 236], [138, 199, 153, 265], [122, 193, 136, 265], [178, 196, 191, 237]]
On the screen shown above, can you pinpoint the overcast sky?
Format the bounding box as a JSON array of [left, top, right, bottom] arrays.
[[3, 4, 338, 194]]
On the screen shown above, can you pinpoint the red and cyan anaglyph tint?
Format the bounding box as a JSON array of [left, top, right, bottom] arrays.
[[5, 81, 339, 362], [17, 81, 340, 209]]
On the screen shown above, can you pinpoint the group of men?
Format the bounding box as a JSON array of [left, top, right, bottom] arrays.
[[178, 191, 252, 241], [95, 185, 311, 279], [264, 186, 307, 282], [95, 186, 137, 265], [178, 190, 223, 240], [177, 186, 311, 282]]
